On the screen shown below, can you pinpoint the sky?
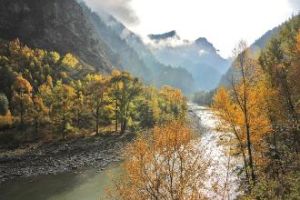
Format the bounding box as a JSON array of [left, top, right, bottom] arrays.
[[84, 0, 299, 58]]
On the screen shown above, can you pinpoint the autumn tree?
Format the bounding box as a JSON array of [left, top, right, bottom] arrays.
[[135, 88, 161, 129], [11, 75, 33, 130], [110, 70, 142, 134], [244, 16, 300, 199], [29, 95, 49, 136], [213, 41, 272, 188], [159, 86, 187, 122], [85, 74, 110, 135], [51, 81, 76, 139], [259, 21, 300, 151], [109, 121, 210, 200], [72, 80, 84, 128], [213, 87, 250, 183], [231, 41, 256, 183]]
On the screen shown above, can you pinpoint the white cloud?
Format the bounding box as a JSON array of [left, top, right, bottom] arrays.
[[83, 0, 139, 24], [288, 0, 300, 10], [127, 0, 297, 57]]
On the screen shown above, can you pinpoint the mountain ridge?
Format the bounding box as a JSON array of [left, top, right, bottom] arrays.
[[0, 0, 116, 73], [0, 0, 196, 94], [147, 30, 230, 90]]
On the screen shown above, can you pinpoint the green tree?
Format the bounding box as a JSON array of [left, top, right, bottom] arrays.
[[29, 95, 49, 136], [110, 70, 142, 134], [51, 81, 76, 139], [72, 80, 84, 128], [85, 74, 109, 135]]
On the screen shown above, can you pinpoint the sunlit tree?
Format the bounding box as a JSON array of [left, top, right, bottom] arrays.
[[11, 75, 33, 130], [109, 121, 210, 200]]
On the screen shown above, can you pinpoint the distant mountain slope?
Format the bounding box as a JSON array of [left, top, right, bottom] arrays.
[[79, 4, 152, 82], [88, 8, 196, 94], [250, 27, 280, 52], [219, 26, 280, 87], [0, 0, 195, 94], [0, 0, 116, 72], [147, 31, 231, 91]]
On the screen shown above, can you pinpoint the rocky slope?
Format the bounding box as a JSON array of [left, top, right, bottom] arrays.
[[0, 0, 196, 93], [0, 0, 116, 72]]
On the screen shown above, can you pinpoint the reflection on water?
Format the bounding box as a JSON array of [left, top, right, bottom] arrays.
[[0, 164, 121, 200]]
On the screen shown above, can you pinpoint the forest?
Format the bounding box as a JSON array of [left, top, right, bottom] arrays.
[[212, 15, 300, 199], [0, 38, 187, 146], [0, 0, 299, 199]]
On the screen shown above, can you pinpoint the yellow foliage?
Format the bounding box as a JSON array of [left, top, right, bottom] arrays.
[[61, 53, 79, 68], [110, 121, 209, 200]]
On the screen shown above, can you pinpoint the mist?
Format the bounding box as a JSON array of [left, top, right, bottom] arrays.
[[82, 0, 139, 24], [288, 0, 300, 10]]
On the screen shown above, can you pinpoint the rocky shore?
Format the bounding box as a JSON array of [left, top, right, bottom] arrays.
[[0, 133, 135, 184], [0, 109, 201, 185]]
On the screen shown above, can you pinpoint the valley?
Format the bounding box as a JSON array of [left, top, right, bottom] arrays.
[[0, 0, 299, 199], [0, 104, 240, 200]]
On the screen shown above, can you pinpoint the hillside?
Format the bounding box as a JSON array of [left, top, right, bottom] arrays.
[[218, 26, 280, 87], [0, 0, 116, 72], [89, 9, 196, 93], [0, 0, 195, 94], [147, 31, 231, 90]]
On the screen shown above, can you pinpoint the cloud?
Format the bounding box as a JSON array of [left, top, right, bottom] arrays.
[[288, 0, 300, 10], [83, 0, 139, 24]]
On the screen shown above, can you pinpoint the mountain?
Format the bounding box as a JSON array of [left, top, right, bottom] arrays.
[[0, 0, 195, 94], [147, 31, 231, 91], [218, 26, 280, 87], [79, 3, 152, 82], [250, 27, 280, 53], [0, 0, 116, 73], [148, 30, 180, 41], [87, 8, 196, 94]]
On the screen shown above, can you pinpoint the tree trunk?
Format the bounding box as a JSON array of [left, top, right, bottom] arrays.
[[120, 120, 127, 135], [34, 117, 39, 138], [115, 100, 118, 132], [96, 107, 99, 135], [245, 122, 255, 183], [20, 95, 24, 131], [239, 141, 250, 184], [77, 109, 80, 128]]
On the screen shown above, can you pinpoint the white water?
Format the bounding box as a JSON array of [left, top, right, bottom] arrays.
[[189, 103, 240, 199]]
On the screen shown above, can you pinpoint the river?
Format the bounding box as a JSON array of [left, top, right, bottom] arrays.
[[0, 104, 240, 200]]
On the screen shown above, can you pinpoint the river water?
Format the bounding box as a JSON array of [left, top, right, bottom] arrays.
[[0, 104, 240, 200]]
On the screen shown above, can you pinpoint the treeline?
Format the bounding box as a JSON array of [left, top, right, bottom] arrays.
[[0, 39, 187, 143], [192, 90, 215, 106], [213, 15, 300, 198]]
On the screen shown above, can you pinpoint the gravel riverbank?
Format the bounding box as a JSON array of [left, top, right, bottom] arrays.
[[0, 109, 201, 185], [0, 133, 134, 184]]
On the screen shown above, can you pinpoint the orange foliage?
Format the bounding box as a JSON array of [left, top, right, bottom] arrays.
[[110, 121, 209, 200]]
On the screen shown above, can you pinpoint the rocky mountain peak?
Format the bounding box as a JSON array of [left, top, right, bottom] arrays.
[[148, 30, 180, 41], [195, 37, 217, 52]]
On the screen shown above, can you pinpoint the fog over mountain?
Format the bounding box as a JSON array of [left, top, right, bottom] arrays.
[[147, 31, 231, 90], [0, 0, 196, 94]]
